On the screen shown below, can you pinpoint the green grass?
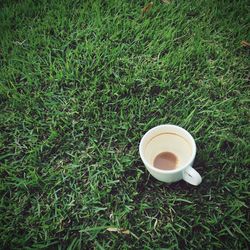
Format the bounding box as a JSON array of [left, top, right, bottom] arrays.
[[0, 0, 249, 248]]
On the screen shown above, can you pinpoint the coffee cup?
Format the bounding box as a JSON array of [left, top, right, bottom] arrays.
[[139, 124, 202, 186]]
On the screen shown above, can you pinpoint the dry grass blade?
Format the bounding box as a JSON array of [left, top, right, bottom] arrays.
[[107, 227, 130, 234], [161, 0, 171, 4], [241, 40, 250, 47], [106, 227, 140, 239], [142, 2, 153, 15], [120, 229, 130, 234], [106, 227, 120, 232]]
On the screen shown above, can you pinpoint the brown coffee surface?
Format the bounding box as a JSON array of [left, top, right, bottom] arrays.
[[153, 152, 177, 170]]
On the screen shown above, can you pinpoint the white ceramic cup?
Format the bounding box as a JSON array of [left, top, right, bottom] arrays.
[[139, 124, 202, 186]]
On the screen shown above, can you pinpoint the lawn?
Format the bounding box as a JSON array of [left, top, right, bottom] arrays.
[[0, 0, 249, 249]]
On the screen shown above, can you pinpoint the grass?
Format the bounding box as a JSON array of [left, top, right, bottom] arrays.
[[0, 0, 249, 248]]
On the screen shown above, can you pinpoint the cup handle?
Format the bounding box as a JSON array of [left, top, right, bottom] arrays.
[[182, 166, 202, 186]]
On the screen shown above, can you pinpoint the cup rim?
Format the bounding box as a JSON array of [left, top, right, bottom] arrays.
[[139, 124, 197, 173]]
